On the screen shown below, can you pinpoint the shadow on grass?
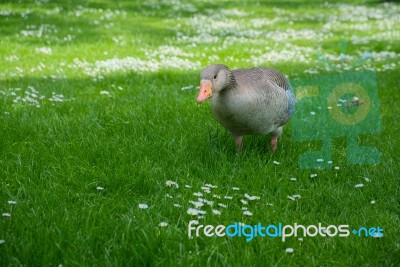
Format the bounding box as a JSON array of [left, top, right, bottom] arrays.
[[0, 70, 306, 187], [0, 68, 397, 189]]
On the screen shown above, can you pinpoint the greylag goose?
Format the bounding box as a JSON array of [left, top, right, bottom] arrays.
[[197, 64, 295, 151]]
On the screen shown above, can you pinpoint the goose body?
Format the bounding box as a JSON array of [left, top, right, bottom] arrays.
[[197, 64, 295, 151]]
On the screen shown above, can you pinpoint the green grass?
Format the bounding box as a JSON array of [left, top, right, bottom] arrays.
[[1, 0, 400, 266]]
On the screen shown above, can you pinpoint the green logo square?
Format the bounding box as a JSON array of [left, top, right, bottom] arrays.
[[291, 71, 381, 169]]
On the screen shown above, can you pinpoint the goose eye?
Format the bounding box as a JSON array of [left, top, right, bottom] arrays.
[[213, 74, 217, 79]]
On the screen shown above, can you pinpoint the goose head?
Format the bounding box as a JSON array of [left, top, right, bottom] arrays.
[[197, 64, 234, 103]]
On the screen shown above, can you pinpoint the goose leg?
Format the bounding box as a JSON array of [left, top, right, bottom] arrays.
[[235, 136, 243, 151], [270, 136, 278, 152], [270, 127, 283, 152]]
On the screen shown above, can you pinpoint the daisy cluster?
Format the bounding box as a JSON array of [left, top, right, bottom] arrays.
[[1, 51, 68, 80], [19, 24, 58, 38], [323, 3, 400, 39], [143, 0, 198, 15], [69, 46, 201, 76], [1, 86, 74, 108], [136, 180, 262, 228], [68, 5, 127, 21], [176, 12, 331, 47], [177, 181, 260, 220], [173, 3, 393, 73], [18, 22, 76, 44], [130, 160, 377, 229], [3, 5, 127, 50]]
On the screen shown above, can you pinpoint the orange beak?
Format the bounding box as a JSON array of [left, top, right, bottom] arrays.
[[197, 81, 212, 103]]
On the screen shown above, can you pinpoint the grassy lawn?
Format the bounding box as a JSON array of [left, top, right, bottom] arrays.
[[1, 0, 399, 266]]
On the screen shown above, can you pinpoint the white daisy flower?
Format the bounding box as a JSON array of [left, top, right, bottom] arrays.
[[335, 166, 340, 170], [327, 161, 333, 164], [298, 238, 303, 241], [290, 177, 297, 181], [159, 222, 168, 227], [224, 196, 233, 200], [35, 47, 52, 55], [189, 201, 204, 208], [0, 240, 5, 244], [173, 203, 181, 208], [355, 184, 364, 188], [204, 200, 213, 206], [197, 210, 206, 215], [273, 160, 280, 165], [232, 187, 240, 191], [138, 203, 149, 209], [364, 177, 370, 182], [8, 200, 17, 205], [310, 174, 317, 178], [193, 192, 203, 197], [240, 199, 248, 205], [218, 203, 227, 208], [100, 90, 110, 95], [244, 193, 260, 200], [2, 213, 11, 217], [187, 208, 199, 215], [204, 183, 217, 188], [316, 158, 324, 162], [212, 209, 221, 215], [212, 194, 221, 199], [165, 180, 179, 189], [181, 85, 194, 90], [96, 186, 104, 190], [371, 200, 376, 204], [242, 207, 248, 210], [285, 248, 294, 253], [185, 185, 192, 188], [310, 111, 316, 115], [165, 194, 173, 198], [243, 210, 253, 216], [288, 195, 301, 201]]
